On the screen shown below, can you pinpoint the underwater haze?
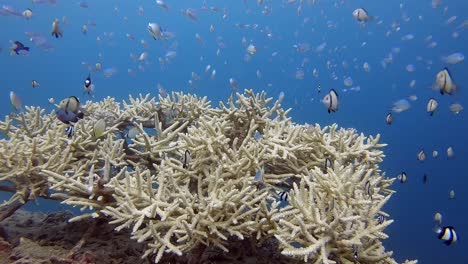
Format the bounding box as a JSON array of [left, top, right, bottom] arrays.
[[1, 0, 467, 263]]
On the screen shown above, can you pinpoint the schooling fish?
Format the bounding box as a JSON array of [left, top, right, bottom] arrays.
[[352, 8, 372, 22], [51, 18, 63, 38], [397, 172, 407, 183], [31, 80, 40, 88], [426, 98, 438, 116], [435, 68, 457, 95], [385, 113, 393, 125]]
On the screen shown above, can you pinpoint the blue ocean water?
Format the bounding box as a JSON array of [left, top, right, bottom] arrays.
[[0, 0, 467, 262]]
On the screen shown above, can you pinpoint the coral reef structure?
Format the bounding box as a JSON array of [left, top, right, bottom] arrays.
[[0, 90, 416, 263]]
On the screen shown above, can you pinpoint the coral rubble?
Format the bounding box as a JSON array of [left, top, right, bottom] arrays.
[[0, 90, 416, 263]]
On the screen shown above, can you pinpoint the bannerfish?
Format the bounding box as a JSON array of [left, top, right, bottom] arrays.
[[148, 22, 174, 40], [385, 113, 393, 125], [423, 173, 428, 184], [322, 89, 339, 113], [427, 98, 438, 116], [397, 172, 407, 183], [365, 180, 373, 199], [435, 68, 457, 95], [31, 80, 40, 88], [449, 190, 455, 199], [435, 226, 457, 245], [51, 18, 63, 38], [246, 44, 257, 55], [447, 146, 454, 159], [352, 8, 372, 22], [182, 150, 191, 169], [22, 8, 33, 19], [417, 150, 426, 162], [324, 158, 333, 172], [56, 96, 84, 124], [11, 41, 30, 55]]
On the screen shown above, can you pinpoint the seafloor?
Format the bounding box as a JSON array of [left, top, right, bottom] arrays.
[[0, 209, 296, 264]]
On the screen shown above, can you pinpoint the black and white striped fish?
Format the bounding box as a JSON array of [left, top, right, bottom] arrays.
[[435, 226, 457, 245], [322, 89, 339, 113], [278, 191, 288, 201], [365, 180, 373, 199], [183, 150, 191, 169], [65, 125, 75, 139], [376, 214, 385, 225]]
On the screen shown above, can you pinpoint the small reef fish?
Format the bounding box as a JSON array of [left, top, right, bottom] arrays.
[[385, 113, 393, 125], [449, 190, 455, 200], [441, 53, 464, 65], [93, 119, 106, 139], [125, 127, 141, 139], [432, 150, 438, 158], [323, 158, 333, 172], [156, 0, 169, 11], [434, 212, 442, 225], [254, 167, 264, 189], [447, 147, 454, 159], [181, 8, 198, 21], [229, 78, 238, 90], [365, 180, 373, 199], [322, 89, 339, 113], [352, 8, 371, 22], [246, 44, 257, 55], [22, 8, 33, 19], [449, 103, 463, 114], [56, 96, 85, 124], [435, 226, 457, 245], [423, 173, 428, 184], [417, 150, 426, 162], [183, 150, 191, 169], [83, 74, 93, 95], [254, 130, 262, 141], [51, 18, 63, 38], [397, 172, 407, 183], [376, 214, 385, 225], [391, 99, 410, 113], [65, 125, 75, 139], [435, 68, 457, 95], [426, 98, 438, 116], [9, 91, 22, 111], [31, 80, 40, 88], [148, 22, 174, 40], [278, 191, 288, 201], [11, 41, 30, 55]]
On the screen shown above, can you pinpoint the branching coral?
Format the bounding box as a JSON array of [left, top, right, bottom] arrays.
[[0, 90, 415, 263]]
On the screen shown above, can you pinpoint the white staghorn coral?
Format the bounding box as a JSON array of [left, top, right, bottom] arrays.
[[0, 90, 415, 263]]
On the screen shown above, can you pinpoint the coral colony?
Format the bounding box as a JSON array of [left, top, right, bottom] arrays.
[[0, 90, 416, 263]]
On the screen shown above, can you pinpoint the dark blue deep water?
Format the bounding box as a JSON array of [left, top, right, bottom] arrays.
[[1, 0, 467, 263]]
